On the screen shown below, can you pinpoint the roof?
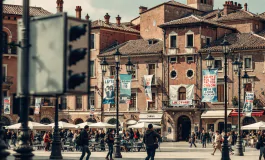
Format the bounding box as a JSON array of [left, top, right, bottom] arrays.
[[203, 9, 223, 19], [99, 39, 163, 57], [199, 32, 265, 52], [3, 4, 52, 16], [259, 12, 265, 20], [92, 20, 139, 34], [215, 10, 259, 21], [140, 0, 203, 15], [159, 15, 235, 30]]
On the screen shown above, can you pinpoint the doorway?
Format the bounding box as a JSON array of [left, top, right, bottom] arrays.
[[218, 122, 232, 133], [177, 115, 191, 141]]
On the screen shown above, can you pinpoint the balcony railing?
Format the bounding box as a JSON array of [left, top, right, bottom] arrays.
[[141, 77, 161, 86], [185, 47, 196, 54], [167, 48, 179, 55]]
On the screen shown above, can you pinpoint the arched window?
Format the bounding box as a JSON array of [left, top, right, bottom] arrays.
[[2, 32, 8, 53], [40, 118, 51, 124], [108, 118, 119, 125], [60, 119, 69, 123], [86, 118, 97, 123], [178, 87, 186, 100], [74, 118, 84, 125], [2, 116, 10, 126]]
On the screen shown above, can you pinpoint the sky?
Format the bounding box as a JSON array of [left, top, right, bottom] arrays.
[[4, 0, 265, 22]]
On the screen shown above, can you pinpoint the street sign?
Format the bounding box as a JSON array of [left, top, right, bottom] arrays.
[[17, 13, 90, 96]]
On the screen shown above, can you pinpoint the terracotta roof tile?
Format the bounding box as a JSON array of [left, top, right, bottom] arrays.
[[203, 9, 223, 19], [3, 4, 52, 16], [92, 20, 139, 33], [159, 15, 235, 30], [99, 39, 163, 57], [215, 10, 259, 21], [199, 32, 265, 52]]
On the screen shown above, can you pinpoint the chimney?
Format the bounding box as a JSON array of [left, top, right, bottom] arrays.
[[238, 3, 242, 9], [104, 13, 110, 24], [216, 9, 221, 18], [244, 3, 248, 11], [75, 6, 82, 19], [85, 14, 90, 20], [56, 0, 63, 13], [139, 6, 148, 14], [223, 1, 239, 15], [116, 15, 121, 26]]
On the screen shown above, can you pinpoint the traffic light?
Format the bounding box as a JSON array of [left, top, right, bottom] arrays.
[[17, 12, 90, 95]]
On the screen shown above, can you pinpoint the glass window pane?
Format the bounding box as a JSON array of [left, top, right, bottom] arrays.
[[90, 61, 94, 77], [91, 34, 95, 49], [214, 60, 222, 70], [187, 34, 193, 47], [245, 58, 251, 69], [170, 35, 177, 48]]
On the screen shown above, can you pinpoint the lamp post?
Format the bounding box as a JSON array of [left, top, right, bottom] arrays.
[[100, 48, 133, 158], [221, 37, 231, 160], [205, 50, 215, 70], [232, 56, 244, 156]]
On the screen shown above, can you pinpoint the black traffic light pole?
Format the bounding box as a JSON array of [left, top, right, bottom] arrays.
[[50, 96, 63, 159], [13, 0, 34, 159], [0, 0, 10, 158]]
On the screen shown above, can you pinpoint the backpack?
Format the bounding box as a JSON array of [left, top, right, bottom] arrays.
[[75, 134, 82, 146]]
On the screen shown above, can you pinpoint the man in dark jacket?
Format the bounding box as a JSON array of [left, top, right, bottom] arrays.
[[200, 130, 207, 148], [79, 125, 91, 160], [143, 124, 161, 160]]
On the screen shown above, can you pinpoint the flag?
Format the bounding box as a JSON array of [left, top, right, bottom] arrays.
[[119, 74, 132, 104], [34, 98, 42, 114], [4, 97, 10, 114], [144, 75, 153, 102], [202, 69, 218, 102], [103, 77, 115, 104], [243, 92, 254, 117]]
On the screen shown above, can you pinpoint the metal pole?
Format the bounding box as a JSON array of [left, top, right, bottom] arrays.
[[221, 53, 230, 160], [114, 62, 122, 158], [50, 96, 63, 159], [235, 69, 244, 156], [0, 0, 10, 158], [13, 0, 34, 159]]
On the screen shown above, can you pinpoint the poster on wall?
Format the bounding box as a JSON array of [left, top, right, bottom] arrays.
[[243, 92, 254, 117], [119, 74, 132, 104], [34, 98, 42, 114], [144, 75, 153, 102], [170, 85, 194, 106], [4, 97, 10, 114], [103, 77, 115, 104], [201, 69, 218, 102]]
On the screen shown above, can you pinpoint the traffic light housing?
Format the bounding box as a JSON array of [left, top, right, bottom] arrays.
[[17, 13, 90, 95]]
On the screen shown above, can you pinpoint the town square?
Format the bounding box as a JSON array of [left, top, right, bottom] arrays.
[[0, 0, 265, 159]]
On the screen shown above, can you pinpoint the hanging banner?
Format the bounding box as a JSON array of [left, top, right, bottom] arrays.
[[34, 98, 42, 115], [4, 97, 10, 114], [170, 85, 194, 106], [202, 69, 218, 102], [119, 74, 132, 104], [103, 77, 115, 104], [144, 75, 153, 102], [243, 92, 254, 117]]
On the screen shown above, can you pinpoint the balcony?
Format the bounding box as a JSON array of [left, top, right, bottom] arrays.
[[2, 76, 13, 90], [162, 100, 199, 111], [141, 77, 161, 86], [185, 47, 196, 54], [167, 48, 179, 55]]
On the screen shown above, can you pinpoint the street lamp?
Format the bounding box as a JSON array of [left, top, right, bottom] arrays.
[[205, 51, 215, 69], [242, 71, 250, 86], [232, 56, 244, 156], [221, 36, 231, 160], [100, 48, 133, 158]]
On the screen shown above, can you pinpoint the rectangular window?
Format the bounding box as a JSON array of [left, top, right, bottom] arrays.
[[170, 35, 177, 48], [110, 66, 115, 76], [206, 37, 211, 45], [43, 97, 54, 106], [129, 93, 136, 111], [90, 61, 95, 77], [131, 65, 137, 79], [148, 64, 156, 84], [186, 56, 194, 63], [187, 34, 194, 47], [170, 57, 177, 63], [244, 58, 252, 69], [214, 60, 222, 70], [217, 84, 224, 102], [76, 96, 82, 110], [91, 34, 95, 49], [2, 65, 7, 82], [60, 97, 67, 110], [148, 93, 156, 110], [88, 91, 95, 109]]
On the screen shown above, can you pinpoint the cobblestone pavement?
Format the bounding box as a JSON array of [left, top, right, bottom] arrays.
[[6, 142, 259, 160]]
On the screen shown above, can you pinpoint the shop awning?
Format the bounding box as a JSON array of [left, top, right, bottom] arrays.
[[138, 113, 162, 124], [230, 110, 264, 117], [201, 110, 232, 119], [126, 120, 137, 125], [138, 119, 161, 123]]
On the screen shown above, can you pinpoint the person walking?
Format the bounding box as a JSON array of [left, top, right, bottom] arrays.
[[95, 130, 100, 143], [258, 131, 265, 160], [105, 129, 114, 160], [211, 131, 222, 155], [6, 130, 11, 149], [201, 130, 207, 148], [190, 132, 197, 148], [43, 131, 50, 151], [80, 125, 91, 160], [143, 124, 161, 160]]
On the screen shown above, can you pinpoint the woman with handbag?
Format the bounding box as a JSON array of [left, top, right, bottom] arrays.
[[258, 131, 265, 160]]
